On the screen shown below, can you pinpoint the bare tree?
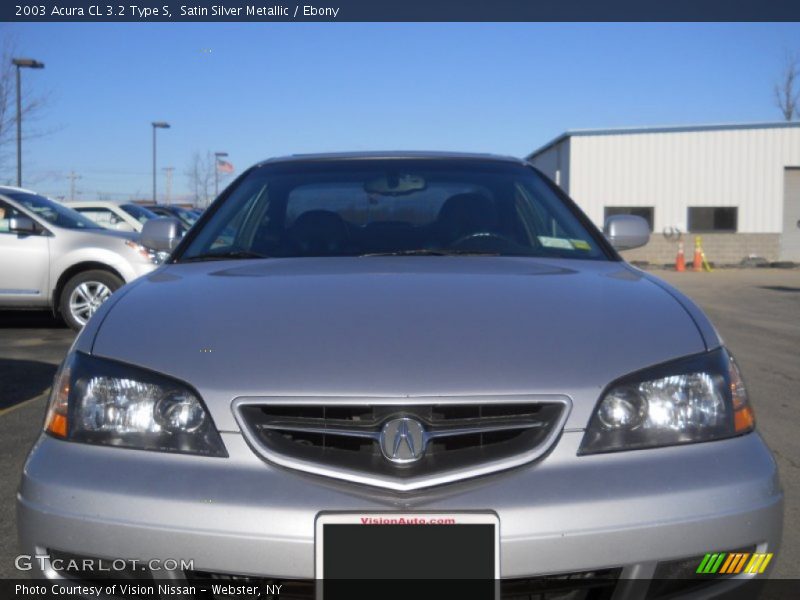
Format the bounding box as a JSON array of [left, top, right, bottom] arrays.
[[0, 36, 51, 175], [185, 151, 215, 208], [774, 51, 800, 121]]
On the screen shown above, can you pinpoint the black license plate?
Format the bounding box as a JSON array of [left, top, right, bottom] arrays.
[[315, 512, 499, 599]]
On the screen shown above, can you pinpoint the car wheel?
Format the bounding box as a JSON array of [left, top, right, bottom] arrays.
[[60, 270, 123, 331]]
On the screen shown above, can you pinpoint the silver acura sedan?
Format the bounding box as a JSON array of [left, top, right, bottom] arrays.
[[18, 153, 782, 597]]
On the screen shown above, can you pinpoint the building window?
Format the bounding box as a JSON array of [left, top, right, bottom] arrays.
[[604, 206, 654, 231], [687, 207, 738, 232]]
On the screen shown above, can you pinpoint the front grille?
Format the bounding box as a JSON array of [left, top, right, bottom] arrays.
[[185, 569, 620, 600], [234, 396, 570, 490]]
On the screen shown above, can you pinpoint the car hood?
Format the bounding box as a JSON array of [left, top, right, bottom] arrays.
[[58, 227, 138, 242], [91, 257, 708, 431], [89, 228, 138, 241]]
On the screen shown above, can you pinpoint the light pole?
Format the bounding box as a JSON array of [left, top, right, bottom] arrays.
[[214, 151, 228, 198], [12, 58, 45, 187], [151, 121, 170, 203], [163, 166, 174, 205]]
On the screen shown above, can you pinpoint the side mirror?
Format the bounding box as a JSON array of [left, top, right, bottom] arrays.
[[604, 215, 650, 251], [140, 217, 182, 251], [9, 215, 37, 235]]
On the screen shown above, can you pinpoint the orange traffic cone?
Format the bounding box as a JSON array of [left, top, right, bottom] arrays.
[[675, 242, 686, 272], [693, 237, 703, 272]]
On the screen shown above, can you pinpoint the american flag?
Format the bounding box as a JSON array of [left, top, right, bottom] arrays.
[[216, 159, 234, 174]]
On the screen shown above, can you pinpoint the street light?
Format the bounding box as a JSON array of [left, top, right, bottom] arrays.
[[214, 151, 229, 197], [151, 121, 170, 203], [12, 58, 45, 187]]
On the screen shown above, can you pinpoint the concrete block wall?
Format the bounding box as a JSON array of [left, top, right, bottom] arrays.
[[619, 233, 781, 265]]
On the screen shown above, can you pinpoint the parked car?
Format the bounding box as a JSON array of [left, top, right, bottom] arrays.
[[65, 200, 159, 232], [19, 154, 781, 595], [146, 204, 198, 229], [0, 187, 162, 329]]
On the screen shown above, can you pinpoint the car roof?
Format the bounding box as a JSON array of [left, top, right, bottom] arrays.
[[256, 151, 527, 167], [0, 185, 37, 194], [65, 200, 123, 208]]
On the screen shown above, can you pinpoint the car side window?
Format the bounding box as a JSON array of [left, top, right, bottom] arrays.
[[0, 200, 23, 234], [191, 182, 267, 252], [75, 207, 121, 228], [513, 181, 588, 245]]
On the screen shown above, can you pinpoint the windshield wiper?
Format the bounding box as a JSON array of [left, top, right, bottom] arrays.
[[359, 249, 501, 257], [181, 250, 268, 263]]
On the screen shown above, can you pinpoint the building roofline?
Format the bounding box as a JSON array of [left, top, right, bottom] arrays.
[[526, 120, 800, 161]]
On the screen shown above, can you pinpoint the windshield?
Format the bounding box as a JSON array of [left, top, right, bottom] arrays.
[[172, 206, 198, 226], [5, 192, 102, 230], [178, 160, 610, 262], [151, 205, 197, 227], [121, 203, 158, 224]]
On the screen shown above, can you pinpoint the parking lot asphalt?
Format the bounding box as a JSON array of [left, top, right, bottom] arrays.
[[0, 311, 74, 579], [0, 268, 798, 579]]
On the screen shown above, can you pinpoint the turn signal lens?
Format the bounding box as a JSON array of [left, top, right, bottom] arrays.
[[728, 355, 755, 433], [44, 363, 71, 438], [734, 407, 755, 433]]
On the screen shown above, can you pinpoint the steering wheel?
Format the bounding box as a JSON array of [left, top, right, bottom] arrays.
[[450, 231, 514, 249]]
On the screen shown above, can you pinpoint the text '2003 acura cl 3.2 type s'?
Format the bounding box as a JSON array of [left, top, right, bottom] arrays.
[[18, 153, 782, 598]]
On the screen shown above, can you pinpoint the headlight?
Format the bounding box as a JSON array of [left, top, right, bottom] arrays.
[[44, 352, 227, 457], [579, 348, 754, 455], [125, 240, 166, 264]]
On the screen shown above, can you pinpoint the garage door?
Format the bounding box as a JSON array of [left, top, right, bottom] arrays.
[[782, 168, 800, 261]]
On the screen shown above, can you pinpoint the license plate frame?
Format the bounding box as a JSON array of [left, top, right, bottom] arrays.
[[315, 511, 500, 580]]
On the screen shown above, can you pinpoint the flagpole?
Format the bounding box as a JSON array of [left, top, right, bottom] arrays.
[[214, 151, 228, 201]]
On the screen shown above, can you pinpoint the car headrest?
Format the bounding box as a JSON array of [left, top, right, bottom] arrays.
[[435, 193, 498, 243], [286, 210, 350, 256]]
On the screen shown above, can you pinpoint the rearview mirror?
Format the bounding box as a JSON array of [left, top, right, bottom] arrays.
[[9, 215, 37, 235], [603, 215, 650, 251], [140, 217, 182, 252], [364, 173, 426, 195]]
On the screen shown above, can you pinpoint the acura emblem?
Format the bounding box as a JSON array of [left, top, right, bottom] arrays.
[[379, 418, 426, 464]]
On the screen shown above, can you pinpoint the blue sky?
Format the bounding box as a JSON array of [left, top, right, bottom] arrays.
[[4, 22, 800, 202]]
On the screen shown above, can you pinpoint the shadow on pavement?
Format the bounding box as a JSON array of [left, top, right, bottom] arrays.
[[0, 359, 57, 411], [0, 311, 65, 329], [757, 286, 800, 293]]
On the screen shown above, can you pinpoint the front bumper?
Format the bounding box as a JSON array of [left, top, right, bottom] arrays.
[[120, 258, 158, 282], [17, 430, 782, 582]]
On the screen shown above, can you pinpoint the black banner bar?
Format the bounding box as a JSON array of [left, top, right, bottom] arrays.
[[2, 578, 800, 600], [3, 0, 800, 23]]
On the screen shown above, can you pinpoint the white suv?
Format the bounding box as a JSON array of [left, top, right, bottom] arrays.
[[0, 187, 161, 329], [65, 200, 158, 232]]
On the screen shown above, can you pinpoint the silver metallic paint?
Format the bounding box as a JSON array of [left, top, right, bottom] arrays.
[[18, 431, 781, 579], [90, 258, 707, 433]]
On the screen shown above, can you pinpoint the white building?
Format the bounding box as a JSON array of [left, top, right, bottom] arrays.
[[527, 122, 800, 264]]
